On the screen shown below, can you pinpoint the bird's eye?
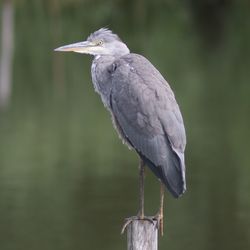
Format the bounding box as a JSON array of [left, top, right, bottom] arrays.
[[97, 39, 104, 46]]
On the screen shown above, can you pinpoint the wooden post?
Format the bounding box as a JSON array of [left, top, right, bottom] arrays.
[[126, 220, 158, 250]]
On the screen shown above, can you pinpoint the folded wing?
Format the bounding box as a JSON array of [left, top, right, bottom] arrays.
[[109, 54, 186, 198]]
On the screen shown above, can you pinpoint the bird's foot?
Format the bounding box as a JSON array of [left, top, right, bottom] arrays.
[[121, 214, 156, 234], [153, 211, 164, 236]]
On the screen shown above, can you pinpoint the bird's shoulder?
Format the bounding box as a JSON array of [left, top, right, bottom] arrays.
[[111, 53, 176, 103], [113, 53, 168, 83]]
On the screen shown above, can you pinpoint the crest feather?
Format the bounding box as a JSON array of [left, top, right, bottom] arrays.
[[87, 28, 121, 42]]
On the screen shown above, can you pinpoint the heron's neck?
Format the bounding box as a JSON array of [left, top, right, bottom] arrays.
[[93, 54, 117, 64], [91, 55, 117, 110]]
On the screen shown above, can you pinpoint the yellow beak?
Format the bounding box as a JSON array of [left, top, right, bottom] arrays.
[[54, 41, 95, 54]]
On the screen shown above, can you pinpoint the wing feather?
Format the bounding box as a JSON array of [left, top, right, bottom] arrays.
[[110, 53, 186, 197]]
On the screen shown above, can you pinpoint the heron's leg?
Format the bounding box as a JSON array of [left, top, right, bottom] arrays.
[[121, 158, 155, 234], [138, 158, 145, 219], [146, 181, 164, 236], [158, 182, 164, 236]]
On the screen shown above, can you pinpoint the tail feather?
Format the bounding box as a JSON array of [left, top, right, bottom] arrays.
[[163, 151, 186, 198], [140, 151, 186, 198]]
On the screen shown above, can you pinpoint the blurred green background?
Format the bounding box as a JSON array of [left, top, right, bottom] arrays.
[[0, 0, 249, 249]]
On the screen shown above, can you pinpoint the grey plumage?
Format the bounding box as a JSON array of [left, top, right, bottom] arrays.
[[55, 28, 186, 198], [88, 28, 121, 43]]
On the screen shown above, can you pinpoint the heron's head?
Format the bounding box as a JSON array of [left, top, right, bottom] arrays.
[[55, 28, 130, 57]]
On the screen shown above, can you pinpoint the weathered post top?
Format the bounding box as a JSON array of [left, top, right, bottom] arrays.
[[126, 220, 158, 250]]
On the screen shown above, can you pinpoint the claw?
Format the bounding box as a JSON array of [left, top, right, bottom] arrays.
[[121, 216, 136, 234], [154, 212, 164, 236], [121, 216, 156, 234]]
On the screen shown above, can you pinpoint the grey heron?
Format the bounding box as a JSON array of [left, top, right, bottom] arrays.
[[55, 28, 186, 235]]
